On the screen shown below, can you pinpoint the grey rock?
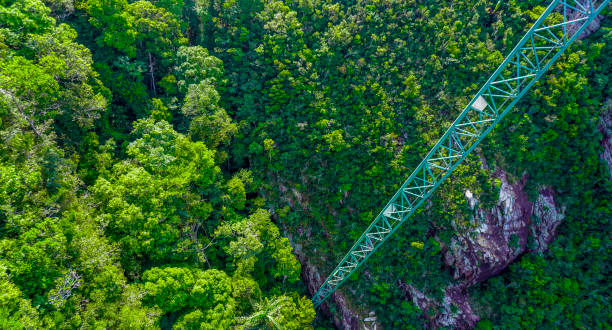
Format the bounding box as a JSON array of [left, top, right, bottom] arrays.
[[598, 99, 612, 180]]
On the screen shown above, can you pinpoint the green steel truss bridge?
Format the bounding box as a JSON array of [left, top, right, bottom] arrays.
[[313, 0, 610, 309]]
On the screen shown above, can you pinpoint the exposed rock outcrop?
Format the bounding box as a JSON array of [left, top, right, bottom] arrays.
[[407, 96, 610, 329], [562, 1, 605, 40], [444, 172, 564, 287], [296, 97, 612, 330], [577, 14, 604, 39], [406, 171, 565, 329], [531, 186, 565, 252], [420, 94, 609, 327], [599, 99, 612, 179], [398, 281, 480, 329]]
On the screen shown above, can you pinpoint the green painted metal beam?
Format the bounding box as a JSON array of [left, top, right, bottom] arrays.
[[313, 0, 610, 309]]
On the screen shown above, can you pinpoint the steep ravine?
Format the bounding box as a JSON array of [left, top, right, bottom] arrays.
[[284, 157, 569, 329], [284, 12, 608, 330], [290, 240, 362, 329], [393, 98, 611, 329]]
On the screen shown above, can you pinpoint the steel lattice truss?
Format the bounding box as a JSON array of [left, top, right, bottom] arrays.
[[313, 0, 610, 309]]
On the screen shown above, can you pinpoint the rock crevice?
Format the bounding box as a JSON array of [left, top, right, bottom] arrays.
[[445, 172, 564, 287], [287, 237, 363, 329]]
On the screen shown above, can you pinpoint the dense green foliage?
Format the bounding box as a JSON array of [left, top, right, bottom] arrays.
[[0, 0, 610, 328], [0, 0, 314, 327]]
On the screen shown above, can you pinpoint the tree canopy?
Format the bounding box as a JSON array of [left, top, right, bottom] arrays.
[[0, 0, 610, 328]]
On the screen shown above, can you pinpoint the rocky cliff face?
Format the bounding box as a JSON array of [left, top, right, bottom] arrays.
[[398, 281, 480, 329], [291, 105, 609, 329], [444, 173, 564, 287], [566, 1, 604, 40], [397, 171, 565, 329], [398, 98, 610, 330], [289, 168, 567, 329], [447, 172, 534, 285], [599, 99, 612, 179], [293, 106, 609, 329]]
